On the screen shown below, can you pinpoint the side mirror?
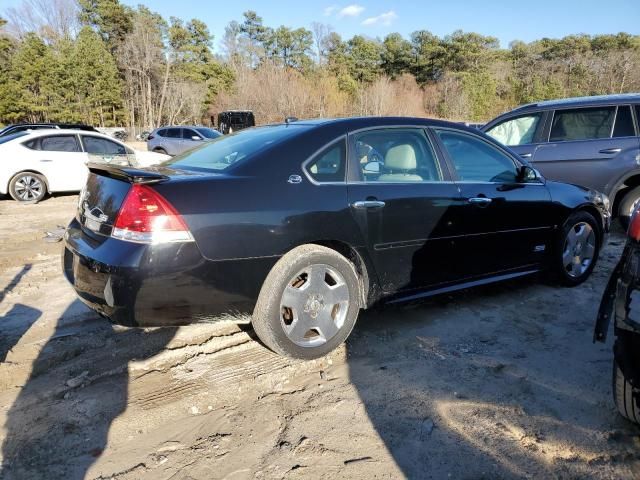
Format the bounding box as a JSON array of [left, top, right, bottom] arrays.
[[191, 135, 202, 141], [518, 165, 539, 183], [363, 161, 382, 174]]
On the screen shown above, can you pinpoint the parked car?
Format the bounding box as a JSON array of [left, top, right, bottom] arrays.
[[483, 94, 640, 226], [595, 210, 640, 424], [63, 117, 610, 359], [146, 126, 222, 156], [0, 123, 98, 137], [216, 110, 255, 134], [0, 129, 169, 203]]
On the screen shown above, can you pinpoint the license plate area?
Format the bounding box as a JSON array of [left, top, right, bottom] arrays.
[[84, 217, 101, 233]]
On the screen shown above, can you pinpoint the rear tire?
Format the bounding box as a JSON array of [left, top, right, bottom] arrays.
[[251, 244, 361, 359], [9, 172, 47, 204], [618, 186, 640, 230], [553, 211, 600, 286], [613, 357, 640, 425], [153, 148, 168, 155]]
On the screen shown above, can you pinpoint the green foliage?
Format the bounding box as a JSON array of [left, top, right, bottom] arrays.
[[78, 0, 132, 52]]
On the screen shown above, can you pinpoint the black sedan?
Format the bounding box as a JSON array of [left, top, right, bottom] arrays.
[[63, 117, 610, 359]]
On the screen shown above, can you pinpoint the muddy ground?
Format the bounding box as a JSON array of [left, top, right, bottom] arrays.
[[0, 194, 639, 480]]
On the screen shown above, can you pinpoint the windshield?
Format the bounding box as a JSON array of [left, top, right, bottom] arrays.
[[196, 127, 222, 139], [0, 132, 28, 144], [165, 125, 304, 171]]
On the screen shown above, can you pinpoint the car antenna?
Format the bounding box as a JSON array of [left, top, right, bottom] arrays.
[[285, 117, 298, 125]]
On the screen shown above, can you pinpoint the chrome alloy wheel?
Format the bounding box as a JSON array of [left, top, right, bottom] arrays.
[[562, 221, 596, 278], [279, 264, 350, 347], [14, 175, 43, 201]]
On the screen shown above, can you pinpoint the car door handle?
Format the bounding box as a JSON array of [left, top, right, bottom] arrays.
[[599, 148, 622, 154], [352, 200, 386, 209], [468, 197, 492, 205], [40, 159, 53, 162], [519, 153, 532, 158]]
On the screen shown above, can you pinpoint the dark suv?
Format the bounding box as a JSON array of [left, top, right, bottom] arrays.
[[483, 94, 640, 225]]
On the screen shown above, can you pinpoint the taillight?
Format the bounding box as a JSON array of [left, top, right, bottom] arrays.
[[112, 184, 193, 244], [630, 210, 640, 242]]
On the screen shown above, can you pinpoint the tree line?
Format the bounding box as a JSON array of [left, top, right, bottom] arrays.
[[0, 0, 639, 132]]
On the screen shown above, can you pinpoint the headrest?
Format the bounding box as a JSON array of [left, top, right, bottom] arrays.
[[385, 144, 417, 170]]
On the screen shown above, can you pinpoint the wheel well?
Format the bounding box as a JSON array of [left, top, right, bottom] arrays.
[[613, 175, 640, 216], [309, 240, 375, 309], [8, 170, 49, 193], [574, 205, 605, 240]]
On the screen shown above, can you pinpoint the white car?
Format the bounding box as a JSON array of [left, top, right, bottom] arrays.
[[0, 129, 169, 203]]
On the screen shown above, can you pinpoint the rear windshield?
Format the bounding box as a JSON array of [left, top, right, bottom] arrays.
[[0, 132, 28, 144], [165, 125, 304, 171], [196, 127, 221, 139]]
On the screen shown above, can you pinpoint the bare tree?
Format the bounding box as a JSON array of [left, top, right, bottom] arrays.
[[311, 22, 333, 65], [4, 0, 79, 42]]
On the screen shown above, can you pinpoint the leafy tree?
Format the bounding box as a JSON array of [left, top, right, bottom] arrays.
[[381, 33, 413, 78], [78, 0, 132, 53], [346, 35, 382, 83], [269, 26, 313, 71]]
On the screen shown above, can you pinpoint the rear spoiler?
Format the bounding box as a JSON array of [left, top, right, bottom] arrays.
[[87, 163, 169, 185]]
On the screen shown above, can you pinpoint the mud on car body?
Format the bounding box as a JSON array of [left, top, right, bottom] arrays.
[[595, 212, 640, 424]]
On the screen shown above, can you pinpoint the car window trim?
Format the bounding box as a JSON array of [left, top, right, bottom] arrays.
[[345, 125, 449, 184], [301, 135, 348, 185], [431, 126, 543, 185], [547, 104, 620, 143]]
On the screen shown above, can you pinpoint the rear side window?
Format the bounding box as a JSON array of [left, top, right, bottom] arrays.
[[437, 130, 518, 183], [352, 128, 442, 183], [485, 113, 542, 146], [549, 107, 615, 142], [613, 106, 635, 138], [165, 128, 181, 138], [82, 136, 127, 155], [157, 129, 167, 137], [27, 135, 80, 152], [306, 140, 346, 183]]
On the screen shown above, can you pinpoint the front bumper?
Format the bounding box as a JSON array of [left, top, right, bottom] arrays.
[[63, 218, 275, 326]]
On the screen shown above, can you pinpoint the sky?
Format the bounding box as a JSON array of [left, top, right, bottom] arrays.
[[2, 0, 639, 50]]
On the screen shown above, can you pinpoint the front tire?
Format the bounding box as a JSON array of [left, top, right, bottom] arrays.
[[252, 245, 361, 359], [9, 172, 47, 203], [553, 211, 600, 286]]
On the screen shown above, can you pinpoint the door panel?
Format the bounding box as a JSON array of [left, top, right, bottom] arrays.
[[28, 134, 87, 191], [348, 182, 463, 292], [532, 138, 640, 195]]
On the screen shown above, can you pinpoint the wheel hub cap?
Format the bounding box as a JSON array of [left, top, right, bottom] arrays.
[[279, 264, 350, 347], [562, 222, 596, 278], [15, 176, 43, 201]]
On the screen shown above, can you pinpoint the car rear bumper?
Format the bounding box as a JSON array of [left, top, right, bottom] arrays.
[[62, 218, 276, 326]]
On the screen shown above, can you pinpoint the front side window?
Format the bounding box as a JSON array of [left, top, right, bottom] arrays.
[[30, 135, 80, 152], [182, 129, 200, 140], [485, 113, 542, 146], [436, 130, 518, 183], [82, 136, 127, 155], [165, 128, 181, 139], [196, 127, 222, 139], [549, 107, 615, 142], [352, 129, 442, 183], [306, 140, 346, 183]]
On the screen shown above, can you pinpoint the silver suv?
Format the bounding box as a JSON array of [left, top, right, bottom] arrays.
[[483, 94, 640, 225], [147, 126, 221, 156]]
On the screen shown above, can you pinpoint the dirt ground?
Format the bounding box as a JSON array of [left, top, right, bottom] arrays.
[[0, 194, 639, 480]]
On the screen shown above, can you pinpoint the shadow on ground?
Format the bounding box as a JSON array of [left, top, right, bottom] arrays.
[[0, 300, 178, 479]]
